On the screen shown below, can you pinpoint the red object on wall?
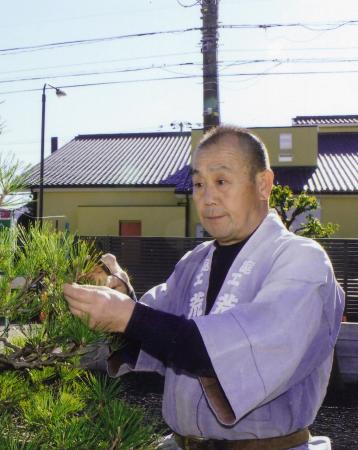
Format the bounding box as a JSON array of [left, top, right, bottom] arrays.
[[119, 221, 142, 236], [0, 210, 11, 219]]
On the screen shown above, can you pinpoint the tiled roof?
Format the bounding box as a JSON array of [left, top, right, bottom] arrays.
[[280, 133, 358, 193], [304, 133, 358, 193], [27, 132, 192, 193], [305, 152, 358, 193], [27, 130, 358, 194], [292, 115, 358, 126]]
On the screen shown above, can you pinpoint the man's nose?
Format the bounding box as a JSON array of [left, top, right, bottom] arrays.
[[203, 185, 217, 205]]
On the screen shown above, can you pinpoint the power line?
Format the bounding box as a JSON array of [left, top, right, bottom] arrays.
[[0, 27, 203, 56], [0, 75, 201, 95], [2, 44, 358, 79], [2, 57, 358, 86], [176, 0, 201, 7], [2, 19, 358, 56], [220, 19, 358, 31], [2, 68, 358, 96], [0, 51, 201, 76], [0, 62, 199, 85]]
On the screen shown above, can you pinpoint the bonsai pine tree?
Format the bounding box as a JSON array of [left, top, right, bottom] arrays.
[[0, 223, 108, 370], [0, 224, 159, 449], [0, 154, 159, 448], [0, 154, 119, 370]]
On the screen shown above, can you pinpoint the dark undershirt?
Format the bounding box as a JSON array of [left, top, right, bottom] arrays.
[[112, 237, 249, 376]]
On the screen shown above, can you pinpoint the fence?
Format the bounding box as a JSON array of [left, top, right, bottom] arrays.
[[85, 236, 358, 322]]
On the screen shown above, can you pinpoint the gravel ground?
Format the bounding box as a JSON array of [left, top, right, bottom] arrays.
[[119, 372, 358, 450]]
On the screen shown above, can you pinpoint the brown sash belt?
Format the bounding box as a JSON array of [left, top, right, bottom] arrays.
[[174, 427, 310, 450]]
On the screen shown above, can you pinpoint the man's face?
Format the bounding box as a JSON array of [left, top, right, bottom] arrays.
[[192, 139, 269, 245]]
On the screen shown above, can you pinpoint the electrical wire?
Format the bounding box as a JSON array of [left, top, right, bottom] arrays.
[[2, 57, 358, 86], [220, 19, 358, 31], [2, 68, 358, 96], [0, 51, 201, 76], [0, 62, 199, 85], [2, 19, 358, 56], [4, 45, 357, 79], [0, 75, 202, 95], [0, 27, 203, 56], [176, 0, 201, 7]]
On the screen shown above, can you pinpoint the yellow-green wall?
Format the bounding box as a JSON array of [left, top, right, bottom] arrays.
[[41, 190, 357, 239], [189, 198, 200, 237], [78, 205, 185, 236], [318, 195, 358, 238], [188, 196, 358, 238], [42, 189, 186, 236], [318, 126, 358, 134], [251, 127, 317, 167], [41, 187, 357, 239], [191, 127, 318, 167]]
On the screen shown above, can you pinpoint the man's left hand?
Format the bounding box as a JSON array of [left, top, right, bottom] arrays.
[[63, 283, 135, 333]]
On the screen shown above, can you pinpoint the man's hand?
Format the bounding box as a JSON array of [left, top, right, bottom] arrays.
[[63, 283, 135, 333]]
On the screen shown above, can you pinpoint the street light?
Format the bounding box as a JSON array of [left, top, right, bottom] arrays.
[[39, 83, 66, 228]]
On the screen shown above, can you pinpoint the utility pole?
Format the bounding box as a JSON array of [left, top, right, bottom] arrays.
[[201, 0, 220, 131]]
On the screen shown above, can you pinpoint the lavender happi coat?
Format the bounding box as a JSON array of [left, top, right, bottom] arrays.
[[109, 211, 345, 450]]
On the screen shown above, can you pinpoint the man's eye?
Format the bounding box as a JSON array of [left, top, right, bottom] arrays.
[[217, 179, 226, 185], [193, 182, 203, 188]]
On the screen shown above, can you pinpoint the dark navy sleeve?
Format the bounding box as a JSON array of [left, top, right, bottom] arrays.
[[123, 302, 215, 376]]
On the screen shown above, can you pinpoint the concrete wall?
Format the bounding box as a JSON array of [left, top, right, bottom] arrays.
[[318, 125, 358, 134], [41, 186, 357, 239], [318, 195, 358, 238], [78, 205, 185, 236], [251, 126, 318, 167], [188, 195, 358, 238], [191, 127, 318, 167], [42, 189, 186, 236]]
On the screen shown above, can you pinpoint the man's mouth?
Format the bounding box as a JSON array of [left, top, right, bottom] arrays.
[[205, 215, 225, 220]]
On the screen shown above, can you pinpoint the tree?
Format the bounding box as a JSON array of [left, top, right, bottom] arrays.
[[269, 184, 339, 238], [0, 150, 158, 447], [0, 153, 31, 209], [0, 223, 105, 370], [0, 223, 158, 448]]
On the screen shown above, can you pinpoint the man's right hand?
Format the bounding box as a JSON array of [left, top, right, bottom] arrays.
[[63, 283, 135, 333]]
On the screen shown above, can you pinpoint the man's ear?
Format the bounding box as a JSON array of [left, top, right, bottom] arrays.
[[256, 169, 274, 201]]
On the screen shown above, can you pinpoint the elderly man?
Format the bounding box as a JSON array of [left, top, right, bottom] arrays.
[[64, 126, 344, 450]]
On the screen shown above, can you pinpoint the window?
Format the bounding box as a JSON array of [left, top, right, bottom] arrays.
[[119, 221, 142, 236], [279, 133, 293, 162]]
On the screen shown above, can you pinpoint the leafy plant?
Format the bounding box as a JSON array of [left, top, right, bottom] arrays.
[[0, 368, 158, 449], [0, 130, 161, 449], [0, 153, 30, 208], [0, 222, 113, 371], [270, 184, 339, 238]]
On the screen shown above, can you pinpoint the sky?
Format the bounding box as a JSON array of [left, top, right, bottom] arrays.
[[2, 0, 358, 165]]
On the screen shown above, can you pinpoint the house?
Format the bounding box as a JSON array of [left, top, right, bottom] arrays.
[[26, 118, 358, 237], [26, 132, 194, 237]]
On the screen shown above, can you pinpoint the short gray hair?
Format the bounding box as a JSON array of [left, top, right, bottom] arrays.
[[196, 125, 270, 180]]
